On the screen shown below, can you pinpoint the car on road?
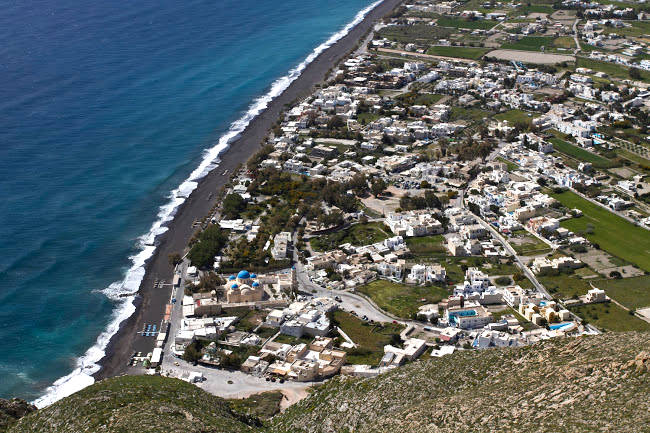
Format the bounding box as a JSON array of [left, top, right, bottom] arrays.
[[334, 296, 342, 302]]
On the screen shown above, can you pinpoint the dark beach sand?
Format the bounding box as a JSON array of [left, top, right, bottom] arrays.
[[94, 0, 402, 380]]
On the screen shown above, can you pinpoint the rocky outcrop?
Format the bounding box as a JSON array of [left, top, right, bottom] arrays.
[[0, 398, 36, 432]]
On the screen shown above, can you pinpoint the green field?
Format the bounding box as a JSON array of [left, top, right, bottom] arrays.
[[593, 275, 650, 310], [602, 20, 650, 37], [234, 309, 267, 332], [511, 234, 552, 256], [449, 106, 493, 122], [310, 222, 390, 251], [445, 257, 519, 283], [512, 4, 555, 15], [501, 36, 554, 51], [406, 235, 446, 256], [436, 17, 496, 30], [553, 37, 576, 49], [427, 45, 489, 60], [274, 334, 313, 345], [549, 137, 616, 168], [331, 311, 403, 365], [538, 272, 592, 299], [378, 24, 453, 43], [396, 91, 444, 107], [496, 156, 519, 172], [570, 302, 650, 332], [576, 57, 650, 82], [357, 112, 381, 124], [357, 279, 449, 318], [494, 109, 537, 125], [552, 190, 650, 272]]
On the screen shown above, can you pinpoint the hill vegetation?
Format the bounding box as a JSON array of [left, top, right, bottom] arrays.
[[6, 333, 649, 433]]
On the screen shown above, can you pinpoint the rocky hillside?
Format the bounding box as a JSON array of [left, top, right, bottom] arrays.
[[8, 332, 650, 433], [272, 332, 650, 433], [7, 376, 260, 433], [0, 398, 35, 432]]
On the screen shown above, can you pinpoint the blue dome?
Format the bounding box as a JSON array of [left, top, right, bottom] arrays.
[[237, 270, 251, 279], [228, 275, 236, 281], [252, 282, 260, 287], [231, 283, 239, 289], [250, 273, 257, 278]]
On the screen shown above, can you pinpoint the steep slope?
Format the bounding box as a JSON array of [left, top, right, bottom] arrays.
[[0, 398, 36, 432], [9, 376, 258, 433], [9, 333, 650, 433], [271, 332, 650, 433]]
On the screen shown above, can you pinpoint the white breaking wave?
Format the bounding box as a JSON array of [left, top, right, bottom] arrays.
[[32, 0, 383, 409]]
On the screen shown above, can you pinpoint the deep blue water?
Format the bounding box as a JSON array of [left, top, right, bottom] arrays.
[[0, 0, 375, 401]]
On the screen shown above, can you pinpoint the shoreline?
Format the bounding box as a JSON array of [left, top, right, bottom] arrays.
[[93, 0, 402, 382]]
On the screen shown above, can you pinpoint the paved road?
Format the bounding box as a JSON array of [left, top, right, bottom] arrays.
[[374, 47, 478, 64], [293, 253, 397, 323], [572, 19, 581, 54], [473, 215, 551, 299], [160, 355, 313, 399], [158, 259, 316, 399]]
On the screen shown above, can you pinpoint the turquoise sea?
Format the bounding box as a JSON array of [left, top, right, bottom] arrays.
[[0, 0, 377, 403]]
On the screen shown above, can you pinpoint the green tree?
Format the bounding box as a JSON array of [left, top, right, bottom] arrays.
[[188, 225, 227, 268], [371, 178, 387, 197], [327, 115, 345, 130], [222, 193, 247, 219]]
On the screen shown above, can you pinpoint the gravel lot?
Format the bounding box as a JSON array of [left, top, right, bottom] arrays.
[[486, 49, 574, 64]]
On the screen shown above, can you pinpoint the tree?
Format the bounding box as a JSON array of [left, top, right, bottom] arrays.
[[495, 276, 512, 286], [468, 202, 481, 216], [222, 193, 246, 219], [182, 341, 202, 363], [168, 252, 182, 268], [327, 115, 345, 130], [371, 178, 387, 197], [629, 68, 641, 80], [424, 190, 441, 209], [188, 225, 227, 269]]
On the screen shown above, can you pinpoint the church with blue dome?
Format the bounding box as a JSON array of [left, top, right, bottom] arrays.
[[225, 269, 265, 303]]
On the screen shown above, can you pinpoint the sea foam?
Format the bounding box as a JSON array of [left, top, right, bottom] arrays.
[[33, 0, 382, 408]]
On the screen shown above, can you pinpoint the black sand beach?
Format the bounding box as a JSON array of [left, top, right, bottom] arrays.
[[94, 0, 402, 380]]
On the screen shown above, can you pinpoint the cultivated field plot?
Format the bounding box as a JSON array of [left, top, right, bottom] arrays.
[[576, 58, 650, 82], [427, 46, 489, 60], [509, 234, 552, 256], [549, 137, 616, 169], [406, 235, 446, 257], [331, 311, 403, 365], [357, 279, 449, 319], [552, 191, 650, 272], [594, 275, 650, 310], [570, 302, 650, 332], [310, 222, 390, 251]]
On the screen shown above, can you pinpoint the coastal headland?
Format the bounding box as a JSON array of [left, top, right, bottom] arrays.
[[95, 0, 403, 380]]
